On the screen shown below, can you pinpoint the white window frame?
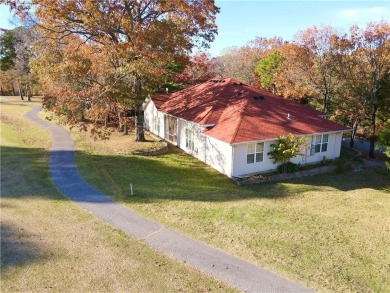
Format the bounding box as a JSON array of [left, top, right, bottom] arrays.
[[153, 115, 160, 133], [311, 134, 329, 155], [185, 128, 195, 152], [247, 142, 264, 164]]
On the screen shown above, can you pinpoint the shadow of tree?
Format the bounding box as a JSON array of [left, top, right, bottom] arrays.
[[1, 146, 61, 200], [1, 145, 389, 205], [1, 222, 50, 268], [74, 147, 390, 204]]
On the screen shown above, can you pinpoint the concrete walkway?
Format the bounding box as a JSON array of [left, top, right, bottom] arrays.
[[25, 105, 313, 293]]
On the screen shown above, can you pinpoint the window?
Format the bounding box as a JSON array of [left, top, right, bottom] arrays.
[[311, 134, 328, 154], [165, 115, 177, 143], [247, 142, 264, 164], [185, 128, 195, 151], [153, 115, 160, 133]]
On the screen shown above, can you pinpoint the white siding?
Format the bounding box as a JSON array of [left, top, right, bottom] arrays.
[[174, 120, 233, 177], [143, 100, 154, 132], [301, 132, 343, 164], [143, 101, 165, 138], [178, 120, 199, 154], [145, 100, 345, 179], [232, 141, 276, 177], [232, 132, 344, 177], [204, 136, 233, 177]]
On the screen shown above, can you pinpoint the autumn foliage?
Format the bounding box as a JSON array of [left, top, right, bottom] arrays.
[[3, 0, 219, 140], [1, 2, 389, 156]]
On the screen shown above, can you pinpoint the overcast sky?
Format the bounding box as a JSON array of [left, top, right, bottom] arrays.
[[1, 1, 389, 56]]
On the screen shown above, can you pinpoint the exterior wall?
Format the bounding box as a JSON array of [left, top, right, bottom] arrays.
[[299, 132, 344, 165], [231, 140, 276, 177], [145, 100, 345, 179], [204, 135, 233, 177], [177, 119, 200, 155], [232, 132, 344, 177], [146, 107, 234, 177], [143, 100, 154, 132], [177, 120, 233, 177], [144, 101, 165, 138]]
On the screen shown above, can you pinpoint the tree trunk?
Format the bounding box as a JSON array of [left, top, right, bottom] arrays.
[[134, 76, 145, 142], [17, 79, 24, 100], [12, 86, 16, 96], [350, 118, 359, 148], [135, 100, 145, 141], [323, 93, 328, 113], [26, 83, 31, 101], [118, 112, 123, 132], [0, 87, 4, 96], [368, 104, 377, 158], [124, 124, 129, 135], [368, 71, 378, 159]]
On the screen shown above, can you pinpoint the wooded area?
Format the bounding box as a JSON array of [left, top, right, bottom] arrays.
[[0, 1, 389, 157]]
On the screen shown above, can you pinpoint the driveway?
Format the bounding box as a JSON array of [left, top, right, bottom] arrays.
[[24, 104, 313, 293]]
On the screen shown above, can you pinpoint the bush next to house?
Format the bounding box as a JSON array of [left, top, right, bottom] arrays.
[[268, 133, 307, 173]]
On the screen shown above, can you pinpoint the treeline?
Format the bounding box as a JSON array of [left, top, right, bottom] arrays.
[[0, 1, 388, 157], [0, 26, 38, 100], [0, 0, 220, 141], [178, 22, 390, 157]]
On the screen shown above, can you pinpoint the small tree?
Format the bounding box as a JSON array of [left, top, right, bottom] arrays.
[[254, 50, 283, 93], [268, 134, 307, 173], [377, 122, 390, 170]]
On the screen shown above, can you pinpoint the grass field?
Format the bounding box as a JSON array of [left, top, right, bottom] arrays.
[[69, 113, 390, 292], [0, 97, 235, 292]]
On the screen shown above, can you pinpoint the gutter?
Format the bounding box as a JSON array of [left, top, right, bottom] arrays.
[[229, 129, 354, 146]]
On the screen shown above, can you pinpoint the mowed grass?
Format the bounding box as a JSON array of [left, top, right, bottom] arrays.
[[0, 98, 235, 293], [72, 119, 390, 292]]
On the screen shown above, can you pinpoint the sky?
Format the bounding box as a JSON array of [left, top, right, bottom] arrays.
[[1, 1, 389, 56], [209, 0, 390, 55]]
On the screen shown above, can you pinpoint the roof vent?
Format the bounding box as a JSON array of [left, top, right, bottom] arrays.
[[233, 82, 243, 86], [253, 95, 264, 100], [209, 79, 225, 83], [287, 113, 291, 120]]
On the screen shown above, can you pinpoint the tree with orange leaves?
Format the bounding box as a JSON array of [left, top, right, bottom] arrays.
[[5, 0, 219, 141], [333, 20, 390, 157], [292, 25, 342, 113], [172, 51, 216, 86]]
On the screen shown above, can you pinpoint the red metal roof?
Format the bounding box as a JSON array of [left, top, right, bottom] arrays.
[[153, 78, 349, 144]]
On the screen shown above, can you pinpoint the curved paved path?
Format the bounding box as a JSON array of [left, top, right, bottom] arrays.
[[25, 104, 313, 293]]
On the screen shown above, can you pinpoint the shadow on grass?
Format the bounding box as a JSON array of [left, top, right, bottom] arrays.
[[74, 148, 390, 204], [0, 101, 34, 107], [0, 146, 64, 200], [0, 222, 50, 268], [1, 145, 389, 204]]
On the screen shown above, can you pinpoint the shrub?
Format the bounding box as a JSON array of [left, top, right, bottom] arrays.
[[277, 162, 300, 173]]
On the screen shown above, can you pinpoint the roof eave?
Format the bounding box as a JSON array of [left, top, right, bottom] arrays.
[[229, 128, 353, 146]]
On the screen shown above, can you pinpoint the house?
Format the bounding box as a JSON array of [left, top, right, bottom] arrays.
[[144, 78, 350, 178]]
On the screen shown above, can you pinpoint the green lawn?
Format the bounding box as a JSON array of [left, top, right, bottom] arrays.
[[72, 121, 390, 293], [0, 99, 235, 293]]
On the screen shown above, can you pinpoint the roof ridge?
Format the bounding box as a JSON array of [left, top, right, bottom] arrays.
[[229, 98, 249, 144]]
